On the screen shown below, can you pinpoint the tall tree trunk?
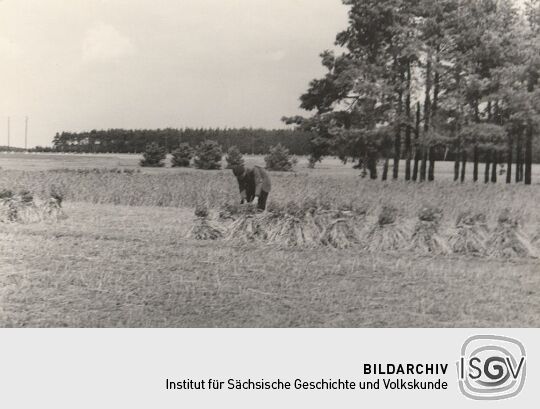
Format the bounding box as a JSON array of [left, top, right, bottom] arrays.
[[473, 145, 479, 182], [393, 66, 404, 180], [506, 135, 513, 184], [404, 61, 412, 181], [382, 157, 389, 181], [453, 134, 461, 182], [525, 71, 537, 185], [460, 150, 467, 183], [473, 101, 481, 182], [484, 152, 491, 184], [412, 102, 421, 181], [421, 51, 432, 183], [516, 132, 523, 183], [428, 147, 435, 181], [491, 150, 498, 183], [368, 153, 377, 180], [525, 125, 533, 185], [420, 149, 428, 182], [519, 145, 525, 182], [454, 154, 460, 181], [454, 64, 463, 183], [488, 101, 497, 184], [428, 47, 440, 182], [424, 51, 432, 134]]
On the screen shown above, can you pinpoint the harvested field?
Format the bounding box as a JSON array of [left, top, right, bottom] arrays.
[[1, 155, 539, 224], [0, 154, 539, 327], [1, 202, 539, 327]]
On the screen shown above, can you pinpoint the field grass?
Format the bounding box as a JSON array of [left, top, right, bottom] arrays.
[[1, 165, 539, 227], [1, 202, 539, 327], [1, 153, 539, 327]]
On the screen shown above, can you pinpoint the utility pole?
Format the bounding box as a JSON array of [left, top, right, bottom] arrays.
[[25, 116, 28, 150], [7, 116, 10, 150]]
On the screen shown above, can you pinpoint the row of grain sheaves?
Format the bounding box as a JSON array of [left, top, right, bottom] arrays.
[[188, 202, 540, 258]]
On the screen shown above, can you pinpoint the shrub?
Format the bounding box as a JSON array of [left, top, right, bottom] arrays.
[[264, 144, 297, 171], [171, 143, 193, 167], [225, 145, 244, 169], [194, 140, 222, 170], [140, 143, 166, 167]]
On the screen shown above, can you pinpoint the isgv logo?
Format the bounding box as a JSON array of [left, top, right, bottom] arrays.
[[457, 335, 526, 400]]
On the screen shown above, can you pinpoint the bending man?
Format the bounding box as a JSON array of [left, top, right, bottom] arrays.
[[232, 165, 272, 210]]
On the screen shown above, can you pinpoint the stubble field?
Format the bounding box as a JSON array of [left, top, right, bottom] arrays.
[[0, 152, 539, 327]]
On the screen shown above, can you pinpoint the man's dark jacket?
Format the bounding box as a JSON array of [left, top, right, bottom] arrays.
[[237, 166, 271, 201]]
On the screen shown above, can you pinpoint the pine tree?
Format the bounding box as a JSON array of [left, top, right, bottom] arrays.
[[194, 140, 222, 170], [140, 143, 166, 167], [264, 144, 297, 171], [284, 0, 539, 184], [171, 143, 193, 167]]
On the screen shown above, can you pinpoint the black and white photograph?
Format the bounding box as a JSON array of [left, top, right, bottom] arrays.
[[1, 0, 540, 329]]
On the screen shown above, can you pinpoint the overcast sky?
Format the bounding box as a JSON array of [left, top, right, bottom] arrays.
[[0, 0, 348, 147]]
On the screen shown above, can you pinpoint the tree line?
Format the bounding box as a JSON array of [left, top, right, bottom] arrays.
[[284, 0, 540, 183], [45, 128, 313, 156]]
